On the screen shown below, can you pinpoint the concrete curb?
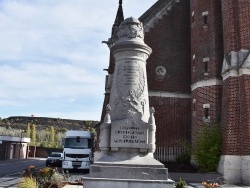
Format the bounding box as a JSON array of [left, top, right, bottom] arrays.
[[169, 172, 223, 183], [63, 184, 82, 188]]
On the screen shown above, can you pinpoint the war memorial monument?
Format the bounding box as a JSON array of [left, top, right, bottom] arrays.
[[83, 17, 174, 188]]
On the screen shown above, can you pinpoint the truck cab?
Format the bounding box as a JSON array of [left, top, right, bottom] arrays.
[[62, 130, 94, 170]]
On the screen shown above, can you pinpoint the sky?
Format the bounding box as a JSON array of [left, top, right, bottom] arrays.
[[0, 0, 157, 121]]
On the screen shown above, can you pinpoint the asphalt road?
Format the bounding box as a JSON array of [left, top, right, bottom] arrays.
[[0, 158, 46, 188], [0, 158, 46, 177]]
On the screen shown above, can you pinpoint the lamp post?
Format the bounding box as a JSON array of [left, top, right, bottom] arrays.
[[19, 130, 26, 159]]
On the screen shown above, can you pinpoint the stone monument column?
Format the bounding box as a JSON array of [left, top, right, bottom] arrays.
[[84, 17, 174, 188], [107, 17, 154, 154], [109, 17, 151, 123]]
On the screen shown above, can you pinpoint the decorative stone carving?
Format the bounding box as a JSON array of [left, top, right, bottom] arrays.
[[155, 65, 167, 80], [242, 53, 250, 68], [117, 17, 144, 39], [116, 61, 145, 99], [109, 60, 147, 120], [148, 107, 156, 153], [222, 49, 250, 74], [103, 104, 111, 124], [148, 107, 156, 125], [99, 104, 111, 151], [113, 51, 148, 61]]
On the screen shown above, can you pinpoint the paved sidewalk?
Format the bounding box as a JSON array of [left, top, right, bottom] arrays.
[[63, 182, 250, 188], [169, 172, 250, 187], [62, 172, 250, 188]]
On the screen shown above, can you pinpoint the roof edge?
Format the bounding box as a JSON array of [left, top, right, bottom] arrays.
[[139, 0, 173, 23]]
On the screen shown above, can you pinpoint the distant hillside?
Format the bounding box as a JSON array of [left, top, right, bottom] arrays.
[[0, 116, 99, 131]]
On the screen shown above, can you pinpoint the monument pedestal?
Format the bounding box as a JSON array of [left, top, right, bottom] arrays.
[[84, 178, 174, 188], [84, 151, 174, 188]]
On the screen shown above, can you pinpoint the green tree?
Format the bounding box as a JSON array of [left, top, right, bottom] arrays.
[[194, 124, 222, 172], [54, 130, 59, 148], [26, 123, 31, 138], [37, 129, 49, 147], [49, 126, 55, 146], [30, 124, 36, 144], [176, 139, 191, 164]]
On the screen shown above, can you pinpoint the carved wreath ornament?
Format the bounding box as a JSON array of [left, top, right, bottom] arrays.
[[115, 61, 146, 119], [117, 17, 144, 39]]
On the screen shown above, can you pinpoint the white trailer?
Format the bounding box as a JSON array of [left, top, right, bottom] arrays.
[[62, 130, 94, 170]]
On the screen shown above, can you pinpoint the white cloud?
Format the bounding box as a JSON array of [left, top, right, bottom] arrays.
[[0, 63, 104, 99], [0, 0, 157, 120]]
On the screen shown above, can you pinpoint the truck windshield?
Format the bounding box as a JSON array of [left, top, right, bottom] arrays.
[[64, 138, 89, 149]]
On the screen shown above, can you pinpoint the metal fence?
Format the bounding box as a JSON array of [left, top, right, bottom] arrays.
[[154, 147, 185, 163]]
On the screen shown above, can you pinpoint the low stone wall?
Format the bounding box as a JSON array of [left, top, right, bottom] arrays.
[[35, 147, 63, 158]]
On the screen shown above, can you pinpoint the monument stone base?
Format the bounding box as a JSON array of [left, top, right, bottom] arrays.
[[83, 178, 174, 188], [83, 151, 174, 188]]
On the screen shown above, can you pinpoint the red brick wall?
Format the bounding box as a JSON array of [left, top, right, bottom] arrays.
[[221, 0, 250, 53], [220, 0, 250, 156], [192, 85, 222, 124], [221, 77, 241, 155], [238, 1, 250, 50], [191, 85, 222, 150], [145, 0, 191, 93], [144, 0, 191, 149], [240, 74, 250, 155], [190, 0, 223, 151], [149, 96, 191, 147], [221, 0, 240, 52], [190, 0, 223, 84], [220, 73, 250, 156]]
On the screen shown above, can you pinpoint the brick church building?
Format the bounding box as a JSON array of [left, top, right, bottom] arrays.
[[100, 0, 250, 185]]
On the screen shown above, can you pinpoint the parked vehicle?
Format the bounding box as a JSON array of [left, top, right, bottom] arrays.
[[46, 152, 63, 167], [62, 130, 95, 170]]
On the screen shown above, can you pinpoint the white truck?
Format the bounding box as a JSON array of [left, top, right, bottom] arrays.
[[62, 130, 94, 170]]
